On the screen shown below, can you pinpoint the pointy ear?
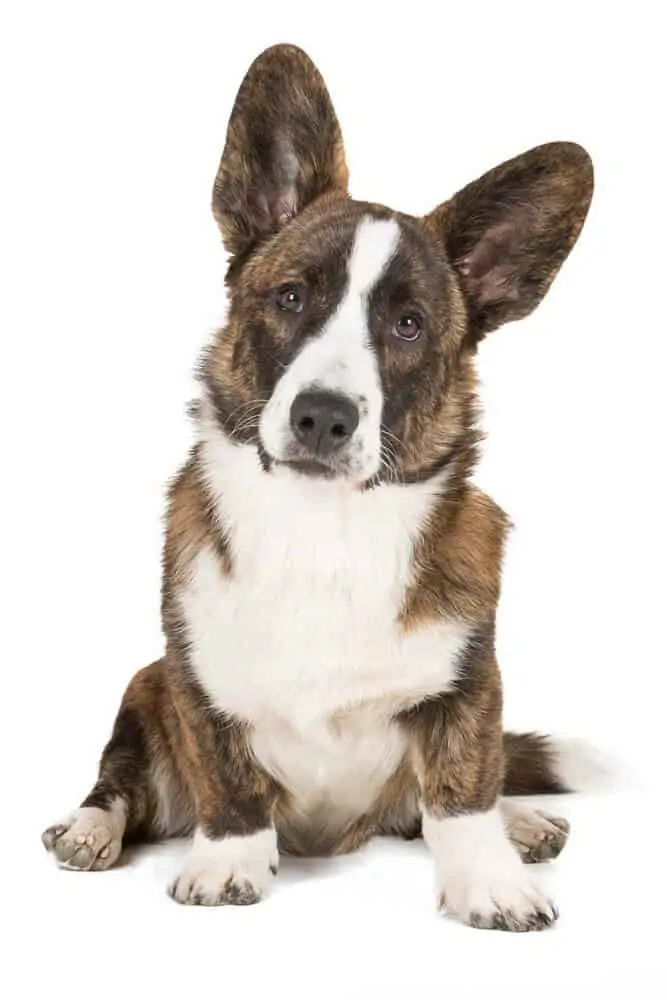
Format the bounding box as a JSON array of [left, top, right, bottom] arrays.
[[424, 142, 594, 345], [212, 44, 349, 263]]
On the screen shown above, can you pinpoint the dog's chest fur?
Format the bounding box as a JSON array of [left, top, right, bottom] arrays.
[[179, 428, 469, 824]]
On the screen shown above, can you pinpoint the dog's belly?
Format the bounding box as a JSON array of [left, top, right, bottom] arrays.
[[251, 707, 408, 851]]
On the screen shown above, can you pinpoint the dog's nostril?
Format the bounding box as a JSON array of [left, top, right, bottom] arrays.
[[331, 423, 346, 439], [299, 416, 316, 432]]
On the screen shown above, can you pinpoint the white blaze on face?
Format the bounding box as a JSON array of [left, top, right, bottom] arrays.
[[259, 215, 401, 480]]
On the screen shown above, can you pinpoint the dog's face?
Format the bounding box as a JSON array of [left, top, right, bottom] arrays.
[[202, 45, 593, 486]]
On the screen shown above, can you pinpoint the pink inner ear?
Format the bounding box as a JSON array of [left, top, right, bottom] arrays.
[[273, 134, 300, 225], [254, 185, 298, 233], [455, 219, 523, 305], [250, 135, 301, 232], [275, 186, 298, 225]]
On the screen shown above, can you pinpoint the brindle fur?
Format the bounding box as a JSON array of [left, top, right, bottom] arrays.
[[43, 45, 592, 877]]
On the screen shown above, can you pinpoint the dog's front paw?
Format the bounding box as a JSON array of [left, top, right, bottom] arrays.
[[169, 827, 278, 906], [439, 870, 558, 932]]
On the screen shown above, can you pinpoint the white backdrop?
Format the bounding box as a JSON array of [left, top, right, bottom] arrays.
[[1, 2, 665, 997]]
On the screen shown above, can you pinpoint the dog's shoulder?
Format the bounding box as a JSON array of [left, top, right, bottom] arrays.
[[163, 445, 231, 589], [402, 484, 510, 629]]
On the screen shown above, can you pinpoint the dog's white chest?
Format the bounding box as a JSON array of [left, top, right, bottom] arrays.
[[179, 439, 469, 816], [182, 541, 466, 718]]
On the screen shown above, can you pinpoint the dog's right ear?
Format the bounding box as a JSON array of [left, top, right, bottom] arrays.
[[213, 45, 349, 263]]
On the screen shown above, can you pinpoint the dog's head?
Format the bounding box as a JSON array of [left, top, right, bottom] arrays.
[[201, 45, 593, 487]]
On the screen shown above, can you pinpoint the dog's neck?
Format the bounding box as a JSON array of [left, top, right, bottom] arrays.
[[195, 404, 450, 588]]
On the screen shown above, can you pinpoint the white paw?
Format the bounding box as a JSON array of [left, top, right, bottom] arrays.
[[169, 827, 279, 906], [423, 807, 559, 932], [440, 868, 558, 931], [41, 804, 125, 871]]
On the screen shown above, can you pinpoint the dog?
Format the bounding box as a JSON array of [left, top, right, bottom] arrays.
[[42, 44, 595, 931]]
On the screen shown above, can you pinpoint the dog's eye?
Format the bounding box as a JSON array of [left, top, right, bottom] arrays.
[[276, 284, 305, 313], [392, 315, 423, 342]]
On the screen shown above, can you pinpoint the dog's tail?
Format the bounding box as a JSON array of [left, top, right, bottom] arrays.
[[503, 732, 615, 796]]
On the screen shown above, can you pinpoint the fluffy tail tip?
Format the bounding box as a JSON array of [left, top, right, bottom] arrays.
[[549, 737, 622, 793]]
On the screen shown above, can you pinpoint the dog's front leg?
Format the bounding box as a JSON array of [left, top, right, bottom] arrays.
[[400, 637, 558, 932], [168, 674, 280, 906]]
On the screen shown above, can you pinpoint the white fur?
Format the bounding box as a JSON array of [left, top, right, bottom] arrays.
[[550, 736, 617, 791], [259, 215, 400, 481], [422, 807, 557, 929], [251, 707, 408, 839], [170, 827, 278, 905], [182, 418, 467, 833]]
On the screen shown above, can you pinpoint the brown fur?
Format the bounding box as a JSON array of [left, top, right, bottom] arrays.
[[162, 451, 232, 589], [401, 485, 510, 629], [43, 44, 593, 900], [213, 45, 349, 267], [503, 731, 569, 795], [425, 141, 594, 346], [399, 626, 504, 817]]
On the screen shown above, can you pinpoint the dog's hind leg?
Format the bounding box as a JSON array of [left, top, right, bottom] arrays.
[[500, 799, 570, 864], [42, 658, 191, 871]]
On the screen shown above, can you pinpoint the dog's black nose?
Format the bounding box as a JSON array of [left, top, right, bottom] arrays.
[[290, 391, 360, 457]]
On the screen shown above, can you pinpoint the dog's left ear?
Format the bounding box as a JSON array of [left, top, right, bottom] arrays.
[[425, 142, 594, 345], [213, 44, 348, 264]]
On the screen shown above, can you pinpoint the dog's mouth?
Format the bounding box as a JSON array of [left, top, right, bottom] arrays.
[[275, 457, 338, 480], [259, 444, 364, 483]]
